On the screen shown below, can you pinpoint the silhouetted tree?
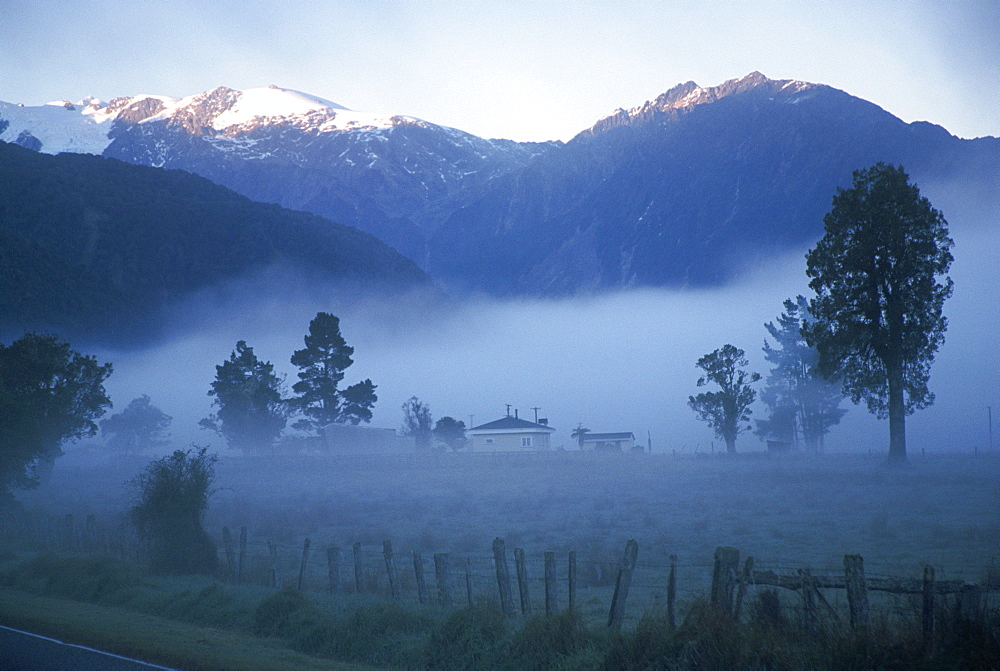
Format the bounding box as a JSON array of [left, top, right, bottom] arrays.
[[402, 396, 433, 450], [101, 395, 172, 454], [571, 425, 590, 449], [130, 446, 217, 574], [756, 297, 846, 451], [433, 416, 468, 451], [201, 341, 287, 453], [688, 345, 760, 453], [290, 312, 377, 431], [805, 164, 953, 463], [0, 333, 112, 494]]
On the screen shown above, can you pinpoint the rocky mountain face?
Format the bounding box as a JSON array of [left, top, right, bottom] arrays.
[[2, 74, 997, 298], [98, 87, 554, 262], [428, 72, 1000, 294]]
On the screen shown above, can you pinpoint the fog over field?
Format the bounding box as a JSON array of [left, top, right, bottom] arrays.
[[91, 187, 999, 458]]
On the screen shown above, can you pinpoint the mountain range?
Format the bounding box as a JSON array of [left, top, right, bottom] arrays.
[[2, 72, 997, 308]]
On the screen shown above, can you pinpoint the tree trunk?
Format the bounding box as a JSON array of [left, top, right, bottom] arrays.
[[887, 365, 907, 463]]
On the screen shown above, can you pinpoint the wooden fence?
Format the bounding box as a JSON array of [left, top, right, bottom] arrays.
[[8, 512, 997, 644]]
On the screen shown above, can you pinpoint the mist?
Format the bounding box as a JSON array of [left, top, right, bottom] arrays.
[[89, 188, 999, 459]]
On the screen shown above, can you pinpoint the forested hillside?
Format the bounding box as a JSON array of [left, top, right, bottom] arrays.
[[0, 141, 433, 344]]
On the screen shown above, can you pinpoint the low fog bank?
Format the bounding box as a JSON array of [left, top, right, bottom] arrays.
[[89, 194, 999, 458]]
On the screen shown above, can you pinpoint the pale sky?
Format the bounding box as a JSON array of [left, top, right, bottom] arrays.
[[1, 0, 997, 141]]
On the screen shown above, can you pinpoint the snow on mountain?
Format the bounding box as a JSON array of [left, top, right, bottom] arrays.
[[0, 85, 425, 155]]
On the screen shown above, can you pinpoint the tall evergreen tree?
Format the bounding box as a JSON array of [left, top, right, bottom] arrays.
[[688, 345, 760, 453], [756, 297, 846, 451], [290, 312, 377, 431], [805, 164, 953, 463], [201, 341, 287, 453]]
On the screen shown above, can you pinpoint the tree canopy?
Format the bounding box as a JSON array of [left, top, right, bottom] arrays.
[[756, 297, 846, 451], [201, 341, 287, 453], [804, 163, 953, 462], [101, 394, 172, 454], [688, 344, 760, 453], [0, 333, 112, 493], [433, 416, 468, 451], [401, 396, 433, 450], [290, 312, 377, 432]]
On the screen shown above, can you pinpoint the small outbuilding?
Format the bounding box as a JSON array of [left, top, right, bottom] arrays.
[[580, 432, 637, 452], [323, 423, 416, 454], [469, 414, 556, 452]]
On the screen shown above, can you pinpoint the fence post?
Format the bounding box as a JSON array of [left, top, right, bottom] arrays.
[[799, 569, 817, 633], [733, 555, 753, 622], [353, 542, 364, 593], [413, 551, 428, 604], [493, 538, 516, 617], [514, 547, 533, 615], [922, 565, 935, 657], [959, 584, 981, 623], [568, 551, 577, 611], [62, 514, 75, 551], [383, 540, 400, 601], [268, 541, 282, 589], [667, 554, 677, 630], [298, 538, 312, 591], [84, 514, 97, 553], [544, 551, 557, 616], [710, 546, 740, 617], [223, 527, 236, 579], [328, 546, 341, 593], [434, 552, 452, 607], [844, 554, 870, 633], [465, 557, 474, 606], [238, 526, 247, 584], [607, 539, 639, 630]]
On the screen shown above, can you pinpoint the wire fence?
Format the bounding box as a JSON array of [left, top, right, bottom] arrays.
[[6, 510, 998, 633]]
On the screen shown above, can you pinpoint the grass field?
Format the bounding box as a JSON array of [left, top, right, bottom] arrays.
[[5, 450, 999, 668]]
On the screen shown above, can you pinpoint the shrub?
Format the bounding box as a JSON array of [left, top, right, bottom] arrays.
[[19, 553, 141, 602], [129, 446, 218, 574], [425, 604, 508, 670]]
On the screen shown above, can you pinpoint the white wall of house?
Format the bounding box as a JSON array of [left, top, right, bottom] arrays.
[[470, 430, 553, 452]]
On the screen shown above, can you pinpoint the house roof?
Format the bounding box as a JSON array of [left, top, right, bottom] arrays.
[[470, 416, 556, 433], [582, 432, 635, 441]]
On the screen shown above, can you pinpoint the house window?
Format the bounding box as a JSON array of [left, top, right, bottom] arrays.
[[484, 438, 494, 445], [521, 436, 532, 448]]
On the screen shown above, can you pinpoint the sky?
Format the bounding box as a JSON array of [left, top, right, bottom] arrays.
[[1, 0, 998, 142]]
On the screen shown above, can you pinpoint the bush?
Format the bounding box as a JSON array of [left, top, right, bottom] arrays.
[[18, 554, 141, 602], [425, 604, 509, 670], [130, 447, 218, 574]]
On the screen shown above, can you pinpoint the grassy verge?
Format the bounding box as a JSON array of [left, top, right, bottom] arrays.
[[0, 588, 377, 671]]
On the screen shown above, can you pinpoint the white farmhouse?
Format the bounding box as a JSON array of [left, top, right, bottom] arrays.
[[469, 414, 556, 452]]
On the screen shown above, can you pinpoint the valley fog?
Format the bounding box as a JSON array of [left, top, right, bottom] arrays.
[[92, 201, 999, 458]]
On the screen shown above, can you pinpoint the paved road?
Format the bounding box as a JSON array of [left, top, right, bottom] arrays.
[[0, 624, 176, 670]]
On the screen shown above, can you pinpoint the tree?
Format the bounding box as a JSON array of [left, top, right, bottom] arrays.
[[130, 446, 217, 574], [571, 424, 590, 449], [433, 416, 468, 451], [100, 395, 172, 454], [201, 341, 287, 453], [290, 312, 377, 432], [401, 396, 433, 450], [0, 333, 112, 494], [756, 297, 847, 452], [688, 345, 760, 453], [804, 164, 953, 463]]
